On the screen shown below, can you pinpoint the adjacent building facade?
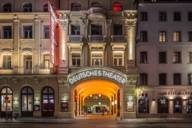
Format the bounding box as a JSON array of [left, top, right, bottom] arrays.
[[0, 0, 191, 119]]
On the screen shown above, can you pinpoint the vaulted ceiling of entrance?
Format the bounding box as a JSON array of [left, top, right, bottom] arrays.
[[74, 79, 120, 98]]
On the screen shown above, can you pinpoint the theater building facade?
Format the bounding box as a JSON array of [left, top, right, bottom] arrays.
[[0, 0, 192, 119]]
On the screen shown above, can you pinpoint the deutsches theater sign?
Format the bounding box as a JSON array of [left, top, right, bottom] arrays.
[[68, 68, 127, 85]]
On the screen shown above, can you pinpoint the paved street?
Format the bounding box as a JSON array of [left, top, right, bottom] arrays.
[[0, 118, 192, 128]]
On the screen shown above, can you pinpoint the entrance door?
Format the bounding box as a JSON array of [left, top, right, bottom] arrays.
[[21, 86, 34, 117], [72, 79, 121, 118], [0, 87, 13, 118], [41, 87, 54, 117]]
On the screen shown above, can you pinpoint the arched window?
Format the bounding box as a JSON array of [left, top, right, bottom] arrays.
[[158, 96, 169, 113], [3, 3, 12, 12], [138, 93, 149, 113], [21, 86, 34, 117], [71, 3, 81, 11], [0, 87, 13, 117], [41, 87, 54, 117], [43, 3, 48, 12], [173, 97, 182, 113], [91, 2, 101, 7], [23, 3, 32, 12], [187, 95, 192, 113]]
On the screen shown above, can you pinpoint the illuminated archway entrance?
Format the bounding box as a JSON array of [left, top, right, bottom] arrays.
[[72, 79, 122, 118]]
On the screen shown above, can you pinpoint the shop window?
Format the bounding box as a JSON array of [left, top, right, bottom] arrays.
[[3, 3, 12, 12], [41, 87, 55, 117], [43, 3, 48, 12], [158, 96, 169, 113], [71, 3, 81, 11], [0, 87, 13, 113], [2, 55, 11, 69], [23, 3, 32, 12], [138, 93, 149, 113], [21, 87, 34, 116], [173, 97, 182, 113], [187, 95, 192, 113]]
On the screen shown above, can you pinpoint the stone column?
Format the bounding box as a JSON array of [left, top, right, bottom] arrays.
[[123, 10, 137, 68], [13, 16, 20, 74], [58, 14, 69, 74], [33, 16, 41, 74]]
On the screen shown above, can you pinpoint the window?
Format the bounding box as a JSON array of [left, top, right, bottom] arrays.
[[173, 97, 182, 113], [23, 26, 33, 39], [140, 31, 148, 42], [44, 26, 50, 39], [91, 2, 101, 7], [21, 87, 34, 116], [173, 73, 181, 85], [173, 12, 181, 21], [71, 3, 81, 11], [113, 24, 122, 35], [71, 25, 80, 35], [188, 31, 192, 41], [0, 87, 13, 113], [173, 31, 181, 42], [113, 53, 123, 66], [188, 12, 192, 21], [43, 54, 50, 69], [3, 3, 12, 12], [91, 24, 102, 35], [140, 73, 148, 85], [43, 3, 48, 12], [159, 31, 167, 43], [159, 73, 167, 85], [91, 53, 103, 66], [140, 51, 148, 64], [187, 95, 192, 113], [159, 11, 167, 21], [158, 97, 169, 113], [23, 3, 32, 12], [189, 52, 192, 63], [188, 73, 192, 85], [3, 26, 12, 39], [173, 51, 181, 64], [159, 51, 167, 64], [71, 53, 81, 67], [140, 12, 148, 21], [24, 55, 32, 71], [41, 87, 54, 117], [138, 93, 149, 113], [3, 55, 11, 69]]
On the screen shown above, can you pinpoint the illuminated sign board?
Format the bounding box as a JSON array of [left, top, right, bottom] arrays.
[[68, 68, 127, 85]]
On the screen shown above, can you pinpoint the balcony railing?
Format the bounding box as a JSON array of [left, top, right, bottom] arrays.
[[111, 35, 127, 42], [69, 35, 82, 42], [88, 35, 105, 42]]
